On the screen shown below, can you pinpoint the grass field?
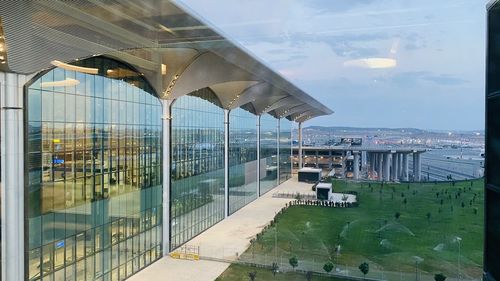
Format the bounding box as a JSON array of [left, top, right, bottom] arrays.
[[232, 179, 484, 280], [216, 264, 345, 281]]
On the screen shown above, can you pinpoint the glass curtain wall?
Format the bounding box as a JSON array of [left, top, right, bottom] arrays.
[[25, 57, 163, 281], [279, 119, 292, 183], [486, 3, 500, 280], [259, 114, 278, 195], [228, 108, 258, 214], [170, 90, 225, 250]]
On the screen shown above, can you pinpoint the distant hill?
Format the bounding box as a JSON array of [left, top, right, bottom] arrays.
[[301, 126, 484, 135]]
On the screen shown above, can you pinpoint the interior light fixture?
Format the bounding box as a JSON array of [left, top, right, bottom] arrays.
[[51, 60, 98, 74]]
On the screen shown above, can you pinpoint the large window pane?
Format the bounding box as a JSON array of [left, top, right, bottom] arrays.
[[26, 57, 163, 281]]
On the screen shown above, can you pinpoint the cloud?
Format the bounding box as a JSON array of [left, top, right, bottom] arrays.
[[390, 71, 468, 86]]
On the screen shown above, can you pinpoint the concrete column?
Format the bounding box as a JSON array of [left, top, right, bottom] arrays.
[[276, 119, 280, 184], [328, 150, 332, 169], [413, 152, 422, 182], [383, 153, 391, 182], [391, 153, 399, 182], [224, 109, 230, 217], [161, 99, 172, 255], [315, 150, 319, 168], [417, 152, 422, 181], [353, 151, 360, 180], [402, 153, 409, 181], [1, 73, 27, 281], [298, 121, 303, 169], [378, 153, 384, 181], [256, 115, 261, 196], [398, 153, 403, 178]]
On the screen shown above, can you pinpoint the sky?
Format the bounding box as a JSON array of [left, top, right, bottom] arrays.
[[178, 0, 487, 131]]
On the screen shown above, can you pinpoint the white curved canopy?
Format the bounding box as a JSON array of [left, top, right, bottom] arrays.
[[0, 0, 333, 121]]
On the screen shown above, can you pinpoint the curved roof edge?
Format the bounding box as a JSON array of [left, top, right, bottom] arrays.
[[0, 0, 333, 121]]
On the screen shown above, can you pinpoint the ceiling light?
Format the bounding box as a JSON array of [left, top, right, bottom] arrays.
[[51, 60, 98, 74]]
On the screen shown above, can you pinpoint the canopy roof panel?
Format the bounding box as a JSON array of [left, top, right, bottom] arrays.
[[0, 0, 333, 121]]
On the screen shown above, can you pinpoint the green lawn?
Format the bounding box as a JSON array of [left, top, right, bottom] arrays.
[[238, 179, 484, 279], [216, 264, 345, 281]]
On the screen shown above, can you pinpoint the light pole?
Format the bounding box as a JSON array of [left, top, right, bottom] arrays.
[[455, 236, 462, 280], [412, 256, 424, 281]]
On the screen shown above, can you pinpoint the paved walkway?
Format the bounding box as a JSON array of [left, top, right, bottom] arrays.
[[129, 177, 313, 281]]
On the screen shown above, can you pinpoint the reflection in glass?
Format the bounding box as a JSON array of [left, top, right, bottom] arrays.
[[228, 108, 258, 214], [279, 119, 292, 183], [26, 57, 162, 281], [259, 114, 278, 195], [170, 89, 225, 250]]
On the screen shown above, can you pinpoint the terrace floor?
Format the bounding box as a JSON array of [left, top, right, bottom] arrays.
[[128, 176, 313, 281]]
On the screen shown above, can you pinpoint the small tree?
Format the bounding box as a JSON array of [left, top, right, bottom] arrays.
[[395, 212, 401, 220], [289, 256, 299, 270], [306, 271, 313, 281], [434, 273, 447, 281], [248, 271, 257, 281], [426, 212, 431, 224], [359, 262, 369, 278], [323, 261, 334, 273]]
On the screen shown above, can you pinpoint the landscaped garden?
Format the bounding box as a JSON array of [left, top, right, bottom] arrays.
[[218, 179, 484, 280]]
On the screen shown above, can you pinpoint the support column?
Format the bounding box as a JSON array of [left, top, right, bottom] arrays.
[[398, 153, 403, 178], [298, 121, 303, 169], [1, 73, 27, 281], [416, 152, 422, 181], [224, 109, 230, 217], [402, 153, 409, 181], [257, 115, 261, 196], [353, 151, 360, 180], [383, 153, 391, 182], [378, 153, 384, 181], [161, 100, 172, 255], [391, 153, 399, 182], [328, 150, 332, 169], [276, 119, 280, 185], [413, 152, 422, 182]]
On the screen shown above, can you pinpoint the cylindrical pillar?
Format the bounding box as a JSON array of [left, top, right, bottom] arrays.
[[398, 153, 404, 178], [256, 115, 261, 196], [413, 152, 422, 181], [1, 73, 27, 281], [391, 153, 399, 182], [383, 153, 391, 182], [378, 153, 384, 181], [224, 109, 230, 217], [402, 153, 409, 181], [298, 121, 303, 169], [353, 151, 360, 180], [162, 99, 172, 254]]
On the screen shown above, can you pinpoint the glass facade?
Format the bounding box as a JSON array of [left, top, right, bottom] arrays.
[[486, 3, 500, 280], [25, 57, 163, 281], [170, 90, 225, 249], [278, 119, 292, 183], [228, 108, 258, 214], [259, 114, 278, 195]]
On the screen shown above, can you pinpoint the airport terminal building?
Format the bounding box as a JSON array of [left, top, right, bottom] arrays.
[[0, 2, 333, 281]]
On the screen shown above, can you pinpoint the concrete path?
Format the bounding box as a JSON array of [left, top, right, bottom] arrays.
[[129, 177, 313, 281]]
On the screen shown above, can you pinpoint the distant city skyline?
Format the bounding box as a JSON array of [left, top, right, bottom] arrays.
[[179, 0, 486, 131]]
